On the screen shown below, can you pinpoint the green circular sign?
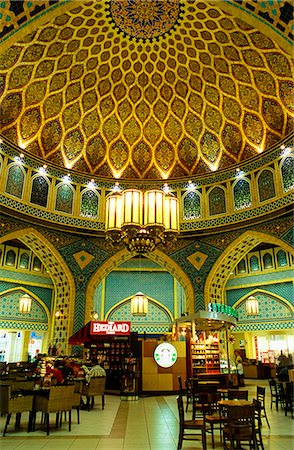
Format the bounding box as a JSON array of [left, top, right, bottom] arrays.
[[154, 343, 177, 368]]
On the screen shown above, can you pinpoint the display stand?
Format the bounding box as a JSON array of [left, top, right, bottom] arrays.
[[191, 331, 220, 375], [120, 356, 140, 401]]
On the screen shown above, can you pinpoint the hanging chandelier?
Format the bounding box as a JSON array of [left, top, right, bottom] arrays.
[[105, 189, 179, 253], [246, 295, 259, 316]]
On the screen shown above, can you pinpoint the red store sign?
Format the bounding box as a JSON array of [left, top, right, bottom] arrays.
[[90, 321, 131, 336]]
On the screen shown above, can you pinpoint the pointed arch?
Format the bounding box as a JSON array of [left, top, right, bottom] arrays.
[[86, 248, 194, 324], [0, 228, 75, 353], [204, 230, 294, 306]]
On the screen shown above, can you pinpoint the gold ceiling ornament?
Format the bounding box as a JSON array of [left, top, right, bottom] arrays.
[[105, 188, 179, 253], [246, 295, 259, 316], [19, 293, 32, 313]]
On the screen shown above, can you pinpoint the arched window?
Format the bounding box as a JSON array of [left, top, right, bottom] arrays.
[[277, 250, 288, 267], [30, 176, 49, 207], [263, 253, 273, 269], [249, 255, 259, 272], [258, 169, 276, 202], [80, 189, 99, 218], [32, 256, 42, 271], [237, 259, 246, 274], [5, 250, 16, 266], [183, 191, 201, 220], [233, 179, 252, 210], [5, 164, 25, 198], [209, 187, 226, 216], [281, 156, 294, 193], [19, 252, 30, 269], [55, 184, 73, 214]]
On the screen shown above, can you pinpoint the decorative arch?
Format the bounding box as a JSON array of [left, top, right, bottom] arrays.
[[207, 185, 227, 216], [106, 295, 173, 335], [86, 248, 195, 325], [182, 190, 202, 220], [0, 228, 75, 353], [30, 173, 50, 208], [0, 286, 51, 326], [204, 230, 294, 307], [233, 289, 294, 313], [257, 168, 276, 203]]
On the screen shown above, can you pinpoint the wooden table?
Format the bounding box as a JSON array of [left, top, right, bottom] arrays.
[[218, 399, 252, 407]]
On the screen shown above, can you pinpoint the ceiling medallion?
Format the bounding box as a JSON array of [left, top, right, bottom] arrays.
[[107, 0, 182, 41]]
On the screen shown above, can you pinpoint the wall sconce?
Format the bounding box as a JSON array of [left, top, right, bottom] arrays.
[[91, 311, 99, 320], [55, 310, 62, 319], [246, 296, 259, 316], [19, 293, 32, 313]]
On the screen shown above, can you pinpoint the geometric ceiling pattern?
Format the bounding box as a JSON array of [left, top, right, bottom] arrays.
[[0, 0, 293, 179]]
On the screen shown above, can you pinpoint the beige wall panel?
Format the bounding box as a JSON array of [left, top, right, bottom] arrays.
[[172, 357, 186, 374], [142, 374, 158, 391], [158, 374, 173, 391], [172, 341, 186, 358], [142, 357, 158, 374], [143, 340, 157, 357]]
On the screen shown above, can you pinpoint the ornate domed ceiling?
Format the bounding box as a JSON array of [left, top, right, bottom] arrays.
[[0, 0, 293, 180]]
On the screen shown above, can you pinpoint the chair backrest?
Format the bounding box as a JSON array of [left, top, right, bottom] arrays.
[[197, 391, 221, 414], [178, 375, 183, 392], [48, 384, 75, 410], [256, 386, 265, 403], [227, 404, 255, 436], [88, 377, 106, 396], [269, 379, 277, 394], [253, 398, 262, 420], [177, 395, 184, 424], [228, 389, 248, 400]]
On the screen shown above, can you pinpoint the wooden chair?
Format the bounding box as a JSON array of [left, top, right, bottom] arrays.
[[253, 399, 264, 450], [185, 378, 193, 412], [177, 395, 207, 450], [82, 376, 106, 411], [256, 386, 270, 428], [201, 392, 223, 449], [72, 380, 83, 424], [284, 382, 294, 418], [277, 382, 286, 410], [223, 404, 257, 450], [0, 385, 34, 436], [34, 384, 75, 435], [228, 389, 248, 400], [269, 379, 279, 411]]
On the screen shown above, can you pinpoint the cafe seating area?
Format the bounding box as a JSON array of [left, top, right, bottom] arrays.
[[0, 379, 292, 449]]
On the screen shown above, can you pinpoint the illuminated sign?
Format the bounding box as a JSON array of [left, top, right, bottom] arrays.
[[208, 303, 238, 318], [154, 343, 177, 368], [90, 321, 131, 336]]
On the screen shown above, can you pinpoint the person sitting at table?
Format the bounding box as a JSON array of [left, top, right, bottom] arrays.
[[61, 357, 74, 381], [82, 357, 106, 383], [46, 360, 64, 385]]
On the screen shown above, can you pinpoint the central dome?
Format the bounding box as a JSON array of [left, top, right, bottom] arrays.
[[109, 0, 181, 41]]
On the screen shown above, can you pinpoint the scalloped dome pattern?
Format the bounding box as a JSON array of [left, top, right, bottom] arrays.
[[0, 0, 293, 179]]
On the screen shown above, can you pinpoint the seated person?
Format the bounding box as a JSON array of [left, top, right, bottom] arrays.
[[46, 360, 64, 385], [82, 357, 106, 383], [61, 357, 74, 380]]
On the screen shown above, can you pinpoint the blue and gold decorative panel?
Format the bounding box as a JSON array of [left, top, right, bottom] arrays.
[[235, 292, 293, 322], [0, 289, 48, 323], [80, 189, 99, 219], [107, 299, 171, 329]]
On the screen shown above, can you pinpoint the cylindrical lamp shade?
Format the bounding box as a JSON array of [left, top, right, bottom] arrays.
[[19, 293, 32, 313], [246, 296, 259, 315], [105, 193, 123, 230], [164, 194, 179, 233], [144, 190, 165, 228], [122, 189, 143, 227], [131, 292, 148, 316]]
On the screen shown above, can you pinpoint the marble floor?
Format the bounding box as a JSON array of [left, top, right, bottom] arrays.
[[0, 380, 293, 450]]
